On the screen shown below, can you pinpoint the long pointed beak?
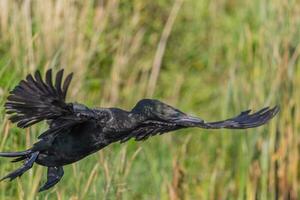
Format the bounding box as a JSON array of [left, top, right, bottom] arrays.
[[173, 115, 204, 127]]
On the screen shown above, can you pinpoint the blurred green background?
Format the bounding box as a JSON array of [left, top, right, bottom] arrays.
[[0, 0, 298, 199]]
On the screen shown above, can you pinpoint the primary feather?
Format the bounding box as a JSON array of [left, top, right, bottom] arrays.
[[5, 69, 73, 128]]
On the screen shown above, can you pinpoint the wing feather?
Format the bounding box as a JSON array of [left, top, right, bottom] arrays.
[[202, 106, 279, 129], [5, 69, 74, 128]]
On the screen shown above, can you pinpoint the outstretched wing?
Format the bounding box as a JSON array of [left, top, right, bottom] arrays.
[[120, 106, 279, 143], [5, 69, 98, 138], [119, 120, 182, 143], [5, 69, 73, 128], [201, 106, 279, 129]]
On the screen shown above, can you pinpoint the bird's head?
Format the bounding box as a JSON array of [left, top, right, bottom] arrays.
[[131, 99, 204, 126]]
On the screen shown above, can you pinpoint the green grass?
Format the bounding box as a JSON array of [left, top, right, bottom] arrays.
[[0, 0, 299, 199]]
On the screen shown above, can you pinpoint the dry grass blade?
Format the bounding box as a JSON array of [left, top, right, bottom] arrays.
[[147, 0, 184, 97]]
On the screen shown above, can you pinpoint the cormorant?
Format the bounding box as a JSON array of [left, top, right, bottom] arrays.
[[0, 69, 279, 192]]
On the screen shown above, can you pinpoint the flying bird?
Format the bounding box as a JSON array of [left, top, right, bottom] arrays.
[[0, 69, 279, 192]]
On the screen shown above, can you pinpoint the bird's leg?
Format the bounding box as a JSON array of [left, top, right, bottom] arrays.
[[38, 166, 64, 192], [0, 151, 39, 181]]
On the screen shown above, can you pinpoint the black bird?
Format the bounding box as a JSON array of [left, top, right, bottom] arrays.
[[0, 69, 279, 192]]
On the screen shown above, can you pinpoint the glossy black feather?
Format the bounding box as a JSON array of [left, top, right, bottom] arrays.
[[55, 69, 64, 98], [5, 69, 74, 128], [202, 106, 279, 129], [62, 73, 73, 99]]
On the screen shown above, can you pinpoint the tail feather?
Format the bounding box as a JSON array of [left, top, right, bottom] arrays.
[[0, 152, 39, 181], [11, 156, 27, 163], [0, 150, 32, 157], [0, 150, 32, 164]]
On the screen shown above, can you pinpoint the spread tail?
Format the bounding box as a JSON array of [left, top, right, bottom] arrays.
[[0, 151, 39, 181]]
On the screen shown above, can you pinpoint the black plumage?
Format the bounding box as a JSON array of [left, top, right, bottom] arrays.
[[0, 69, 279, 192]]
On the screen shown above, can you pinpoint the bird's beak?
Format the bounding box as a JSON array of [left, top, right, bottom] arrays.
[[173, 114, 204, 127]]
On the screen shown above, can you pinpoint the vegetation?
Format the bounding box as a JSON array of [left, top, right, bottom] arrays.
[[0, 0, 298, 199]]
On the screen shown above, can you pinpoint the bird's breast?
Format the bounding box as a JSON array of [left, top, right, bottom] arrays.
[[37, 121, 110, 166]]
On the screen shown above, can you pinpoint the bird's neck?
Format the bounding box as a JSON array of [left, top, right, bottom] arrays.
[[128, 112, 148, 124], [104, 108, 148, 130]]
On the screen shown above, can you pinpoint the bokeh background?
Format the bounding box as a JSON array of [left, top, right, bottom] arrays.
[[0, 0, 299, 199]]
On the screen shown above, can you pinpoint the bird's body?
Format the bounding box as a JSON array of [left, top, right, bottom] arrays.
[[34, 103, 183, 167], [35, 119, 106, 166], [0, 69, 279, 192], [34, 107, 135, 166]]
